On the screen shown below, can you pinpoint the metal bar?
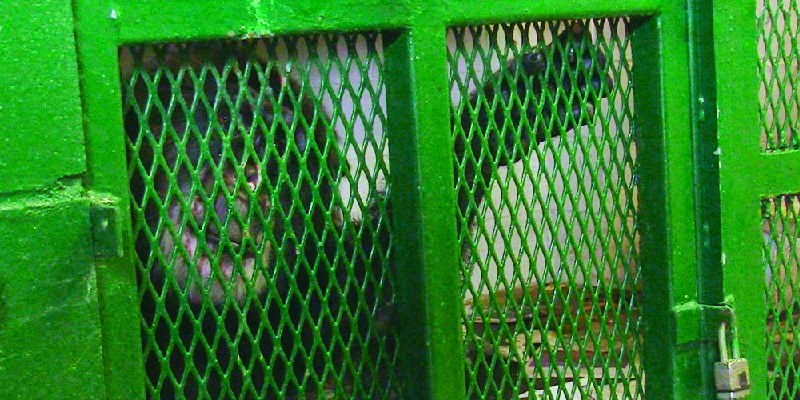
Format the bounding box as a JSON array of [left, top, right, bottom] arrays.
[[688, 0, 723, 307], [442, 0, 660, 26], [687, 0, 726, 395], [110, 0, 665, 44], [631, 15, 677, 399], [72, 0, 146, 397], [755, 151, 800, 197], [384, 21, 466, 399], [632, 2, 700, 395], [714, 0, 769, 397], [659, 1, 700, 323], [660, 0, 710, 394], [112, 0, 409, 43]]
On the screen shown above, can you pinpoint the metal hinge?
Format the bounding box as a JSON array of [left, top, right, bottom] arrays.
[[90, 203, 123, 259]]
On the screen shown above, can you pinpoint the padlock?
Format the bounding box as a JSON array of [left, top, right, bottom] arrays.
[[714, 322, 751, 399]]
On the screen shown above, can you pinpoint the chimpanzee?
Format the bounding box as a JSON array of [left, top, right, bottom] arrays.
[[125, 23, 612, 399]]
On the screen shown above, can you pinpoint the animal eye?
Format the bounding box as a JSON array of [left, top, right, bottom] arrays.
[[218, 113, 231, 126]]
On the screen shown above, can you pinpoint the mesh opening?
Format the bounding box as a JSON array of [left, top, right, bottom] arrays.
[[448, 19, 643, 399], [121, 34, 400, 399], [763, 195, 800, 399], [759, 0, 800, 151]]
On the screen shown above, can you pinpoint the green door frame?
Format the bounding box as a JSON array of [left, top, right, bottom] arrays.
[[0, 0, 760, 398]]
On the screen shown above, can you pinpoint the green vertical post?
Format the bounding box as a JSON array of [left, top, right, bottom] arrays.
[[688, 0, 723, 307], [714, 0, 769, 398], [385, 22, 467, 399], [688, 0, 727, 396], [72, 1, 146, 398], [633, 1, 705, 396], [631, 16, 682, 399]]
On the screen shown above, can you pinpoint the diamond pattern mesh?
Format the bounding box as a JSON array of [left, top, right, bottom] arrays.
[[759, 0, 800, 151], [121, 34, 399, 399], [448, 19, 643, 399], [763, 195, 800, 399]]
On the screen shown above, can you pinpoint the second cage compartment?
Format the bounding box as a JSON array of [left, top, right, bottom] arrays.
[[449, 19, 642, 399]]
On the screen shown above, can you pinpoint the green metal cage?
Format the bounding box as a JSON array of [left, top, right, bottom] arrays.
[[0, 0, 799, 399]]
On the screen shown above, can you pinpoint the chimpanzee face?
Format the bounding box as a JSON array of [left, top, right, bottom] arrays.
[[148, 76, 320, 305]]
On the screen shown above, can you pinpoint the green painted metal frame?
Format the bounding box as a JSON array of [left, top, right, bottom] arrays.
[[383, 24, 465, 397], [0, 0, 710, 397], [715, 0, 780, 399]]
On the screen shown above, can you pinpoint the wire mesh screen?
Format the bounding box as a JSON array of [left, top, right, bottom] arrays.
[[763, 195, 800, 398], [759, 0, 800, 151], [121, 33, 400, 399], [448, 19, 642, 399]]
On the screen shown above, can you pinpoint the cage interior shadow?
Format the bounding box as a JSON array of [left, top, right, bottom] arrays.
[[124, 23, 612, 399]]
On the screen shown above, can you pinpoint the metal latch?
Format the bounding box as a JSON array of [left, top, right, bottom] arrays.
[[714, 322, 751, 399]]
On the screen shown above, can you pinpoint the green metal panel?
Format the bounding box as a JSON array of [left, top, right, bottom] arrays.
[[446, 18, 641, 399], [0, 0, 106, 398], [687, 0, 728, 397], [756, 9, 800, 397], [0, 196, 105, 398], [119, 35, 401, 398], [0, 0, 86, 193], [755, 0, 800, 397]]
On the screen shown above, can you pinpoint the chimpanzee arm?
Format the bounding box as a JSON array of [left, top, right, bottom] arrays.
[[452, 23, 613, 232], [454, 24, 611, 167]]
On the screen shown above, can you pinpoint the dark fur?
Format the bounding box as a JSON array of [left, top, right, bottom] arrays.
[[128, 61, 345, 398], [127, 24, 611, 399]]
